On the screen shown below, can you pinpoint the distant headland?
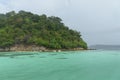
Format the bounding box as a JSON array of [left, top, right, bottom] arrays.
[[89, 45, 120, 50], [0, 10, 87, 51]]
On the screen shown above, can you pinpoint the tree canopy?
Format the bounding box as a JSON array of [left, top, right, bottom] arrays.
[[0, 10, 87, 49]]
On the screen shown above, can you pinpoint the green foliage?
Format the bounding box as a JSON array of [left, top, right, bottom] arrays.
[[0, 11, 87, 49]]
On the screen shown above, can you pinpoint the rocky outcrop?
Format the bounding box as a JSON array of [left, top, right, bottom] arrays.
[[0, 44, 47, 52], [11, 45, 46, 51], [0, 44, 85, 52]]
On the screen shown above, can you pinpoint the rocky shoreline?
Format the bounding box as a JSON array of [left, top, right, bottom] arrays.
[[0, 44, 86, 52]]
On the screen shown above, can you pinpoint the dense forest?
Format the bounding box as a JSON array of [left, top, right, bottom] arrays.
[[0, 10, 87, 50]]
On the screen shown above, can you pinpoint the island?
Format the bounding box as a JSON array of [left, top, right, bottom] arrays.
[[0, 10, 87, 51]]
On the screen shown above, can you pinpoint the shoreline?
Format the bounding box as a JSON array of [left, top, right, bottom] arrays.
[[0, 48, 89, 52], [0, 44, 89, 52]]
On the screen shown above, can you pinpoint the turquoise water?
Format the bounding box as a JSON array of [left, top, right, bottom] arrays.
[[0, 50, 120, 80]]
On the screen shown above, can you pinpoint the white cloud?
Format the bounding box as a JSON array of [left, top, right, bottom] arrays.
[[4, 0, 68, 15], [0, 2, 11, 13]]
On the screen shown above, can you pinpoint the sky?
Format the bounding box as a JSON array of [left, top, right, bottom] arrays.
[[0, 0, 120, 46]]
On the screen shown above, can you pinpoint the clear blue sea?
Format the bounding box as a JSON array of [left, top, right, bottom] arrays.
[[0, 50, 120, 80]]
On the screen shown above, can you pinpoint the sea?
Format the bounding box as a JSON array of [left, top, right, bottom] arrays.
[[0, 50, 120, 80]]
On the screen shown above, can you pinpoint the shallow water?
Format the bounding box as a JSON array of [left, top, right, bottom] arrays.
[[0, 50, 120, 80]]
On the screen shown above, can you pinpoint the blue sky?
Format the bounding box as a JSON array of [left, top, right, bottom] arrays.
[[0, 0, 120, 46]]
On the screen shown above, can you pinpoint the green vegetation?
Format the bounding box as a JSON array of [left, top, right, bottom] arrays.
[[0, 10, 87, 49]]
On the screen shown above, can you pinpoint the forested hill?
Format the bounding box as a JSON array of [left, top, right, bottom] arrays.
[[0, 10, 87, 50]]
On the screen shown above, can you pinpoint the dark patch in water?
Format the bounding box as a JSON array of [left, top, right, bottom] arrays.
[[0, 53, 36, 58], [62, 53, 67, 54], [9, 56, 15, 58], [49, 54, 58, 56], [29, 55, 35, 57], [12, 53, 34, 56], [56, 57, 68, 59], [39, 56, 46, 58], [0, 55, 9, 57]]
